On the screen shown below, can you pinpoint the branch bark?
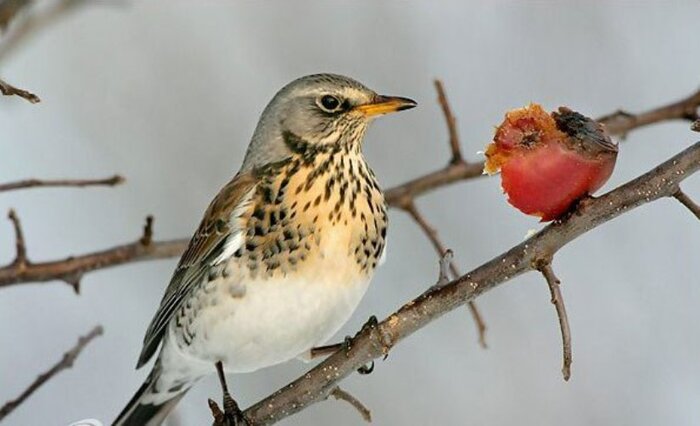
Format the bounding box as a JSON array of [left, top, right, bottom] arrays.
[[0, 76, 39, 103], [0, 215, 185, 290], [240, 142, 700, 424], [0, 325, 103, 421], [0, 175, 124, 192]]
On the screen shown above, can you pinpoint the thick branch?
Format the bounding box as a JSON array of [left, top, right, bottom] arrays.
[[536, 260, 572, 381], [0, 325, 103, 421], [0, 76, 39, 103], [242, 142, 700, 424], [0, 175, 124, 192]]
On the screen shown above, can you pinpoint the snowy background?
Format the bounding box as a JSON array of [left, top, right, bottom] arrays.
[[2, 2, 700, 425]]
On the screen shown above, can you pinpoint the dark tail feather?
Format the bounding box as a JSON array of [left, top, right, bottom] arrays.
[[113, 370, 188, 426]]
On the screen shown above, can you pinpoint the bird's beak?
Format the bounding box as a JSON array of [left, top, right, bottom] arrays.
[[354, 95, 417, 117]]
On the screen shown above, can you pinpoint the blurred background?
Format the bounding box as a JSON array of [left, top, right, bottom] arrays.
[[1, 1, 700, 425]]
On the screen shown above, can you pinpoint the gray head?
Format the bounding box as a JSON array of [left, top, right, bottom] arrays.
[[241, 73, 416, 171]]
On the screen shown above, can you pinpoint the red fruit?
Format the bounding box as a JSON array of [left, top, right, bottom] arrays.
[[484, 104, 618, 221]]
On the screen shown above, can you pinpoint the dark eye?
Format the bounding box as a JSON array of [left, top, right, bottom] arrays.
[[318, 95, 342, 112]]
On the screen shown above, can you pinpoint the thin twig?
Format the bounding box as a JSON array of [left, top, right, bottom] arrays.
[[536, 261, 572, 381], [242, 142, 700, 425], [673, 188, 700, 220], [434, 79, 463, 164], [328, 387, 372, 423], [405, 201, 487, 348], [0, 325, 103, 421], [7, 209, 27, 265], [0, 175, 124, 192], [0, 76, 39, 103]]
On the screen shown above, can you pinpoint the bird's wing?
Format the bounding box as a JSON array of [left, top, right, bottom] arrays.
[[136, 172, 257, 368]]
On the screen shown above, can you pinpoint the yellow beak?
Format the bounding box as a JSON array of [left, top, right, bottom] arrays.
[[354, 95, 417, 117]]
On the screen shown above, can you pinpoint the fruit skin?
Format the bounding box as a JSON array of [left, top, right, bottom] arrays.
[[484, 104, 618, 221]]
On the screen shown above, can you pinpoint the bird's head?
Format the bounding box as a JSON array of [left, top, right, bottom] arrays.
[[242, 74, 416, 170]]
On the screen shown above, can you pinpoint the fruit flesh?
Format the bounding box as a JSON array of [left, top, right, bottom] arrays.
[[484, 104, 617, 221]]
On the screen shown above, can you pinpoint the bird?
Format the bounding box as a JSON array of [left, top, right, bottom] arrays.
[[114, 73, 416, 425]]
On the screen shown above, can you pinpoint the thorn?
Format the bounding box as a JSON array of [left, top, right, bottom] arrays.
[[140, 215, 154, 246], [7, 209, 28, 266]]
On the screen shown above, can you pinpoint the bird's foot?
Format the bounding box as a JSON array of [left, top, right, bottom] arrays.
[[210, 361, 250, 426], [309, 316, 379, 375]]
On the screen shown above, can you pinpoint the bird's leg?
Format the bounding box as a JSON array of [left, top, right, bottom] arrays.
[[212, 361, 249, 426], [309, 316, 379, 375]]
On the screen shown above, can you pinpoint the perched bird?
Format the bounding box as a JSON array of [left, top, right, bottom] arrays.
[[114, 74, 416, 425], [484, 104, 618, 221]]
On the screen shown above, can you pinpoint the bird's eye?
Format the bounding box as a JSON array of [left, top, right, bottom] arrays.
[[318, 95, 342, 112]]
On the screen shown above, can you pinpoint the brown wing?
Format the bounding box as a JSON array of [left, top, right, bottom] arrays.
[[136, 172, 257, 368]]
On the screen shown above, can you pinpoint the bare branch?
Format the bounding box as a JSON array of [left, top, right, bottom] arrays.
[[673, 188, 700, 221], [0, 76, 39, 103], [0, 325, 103, 421], [0, 175, 124, 192], [0, 216, 186, 288], [242, 142, 700, 425], [405, 201, 487, 347], [328, 387, 371, 423], [434, 79, 463, 164], [536, 260, 572, 381], [598, 88, 700, 137]]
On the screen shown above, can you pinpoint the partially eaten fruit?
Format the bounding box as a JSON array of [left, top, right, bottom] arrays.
[[484, 104, 618, 221]]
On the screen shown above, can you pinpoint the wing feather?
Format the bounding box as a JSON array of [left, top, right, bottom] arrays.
[[136, 172, 257, 368]]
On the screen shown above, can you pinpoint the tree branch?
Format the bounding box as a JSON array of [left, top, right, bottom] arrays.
[[0, 325, 103, 422], [0, 76, 39, 103], [404, 201, 487, 347], [535, 260, 572, 381], [434, 79, 463, 164], [0, 175, 124, 192], [673, 188, 700, 220], [328, 387, 371, 423], [241, 142, 700, 424], [0, 214, 185, 289]]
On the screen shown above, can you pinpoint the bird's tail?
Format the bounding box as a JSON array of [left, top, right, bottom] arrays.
[[113, 368, 190, 426]]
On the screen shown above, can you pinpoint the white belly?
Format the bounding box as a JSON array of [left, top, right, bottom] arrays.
[[163, 241, 373, 376], [201, 273, 369, 372]]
